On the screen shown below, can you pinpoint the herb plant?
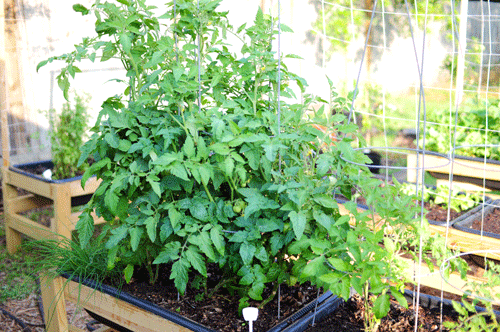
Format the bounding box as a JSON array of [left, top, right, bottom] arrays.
[[45, 91, 91, 179]]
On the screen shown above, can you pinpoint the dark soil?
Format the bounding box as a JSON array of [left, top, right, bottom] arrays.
[[471, 207, 500, 235], [304, 293, 458, 332], [114, 264, 323, 332], [424, 202, 463, 222]]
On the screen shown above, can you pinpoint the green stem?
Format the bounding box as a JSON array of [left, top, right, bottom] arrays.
[[258, 282, 280, 309], [363, 282, 371, 332], [202, 181, 215, 203], [208, 275, 237, 298]]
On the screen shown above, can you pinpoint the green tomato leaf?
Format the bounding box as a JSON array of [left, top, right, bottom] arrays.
[[129, 227, 143, 251], [169, 208, 182, 231], [170, 259, 189, 295], [153, 242, 181, 264], [119, 33, 132, 52], [75, 212, 94, 248], [210, 227, 225, 256], [170, 164, 189, 181], [183, 135, 195, 158], [289, 210, 307, 240], [390, 288, 408, 309], [373, 293, 391, 319], [240, 242, 256, 266], [106, 225, 129, 249], [124, 264, 134, 283], [197, 232, 216, 261], [145, 216, 158, 242], [186, 247, 207, 277]]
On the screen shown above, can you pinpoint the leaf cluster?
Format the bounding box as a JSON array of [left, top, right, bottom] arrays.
[[400, 183, 483, 213], [443, 260, 500, 331], [422, 98, 500, 160], [36, 0, 376, 306], [35, 1, 436, 323]]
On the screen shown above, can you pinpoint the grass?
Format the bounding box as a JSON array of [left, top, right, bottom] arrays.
[[0, 214, 38, 303]]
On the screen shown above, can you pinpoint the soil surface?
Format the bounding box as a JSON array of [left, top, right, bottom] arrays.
[[114, 264, 322, 332], [471, 207, 500, 235], [423, 202, 463, 223], [304, 293, 458, 332]]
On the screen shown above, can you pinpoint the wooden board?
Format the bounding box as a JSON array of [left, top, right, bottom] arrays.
[[3, 166, 102, 253], [3, 168, 101, 199], [429, 225, 500, 261], [63, 280, 194, 332], [400, 256, 500, 305], [407, 154, 500, 190]]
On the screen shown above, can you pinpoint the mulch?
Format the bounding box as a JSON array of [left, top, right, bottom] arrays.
[[304, 293, 457, 332]]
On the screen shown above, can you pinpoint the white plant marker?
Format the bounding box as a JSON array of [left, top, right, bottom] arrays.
[[242, 307, 258, 332], [42, 169, 52, 180]]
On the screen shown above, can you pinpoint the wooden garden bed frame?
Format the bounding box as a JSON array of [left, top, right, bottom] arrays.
[[407, 153, 500, 191], [38, 255, 497, 332], [2, 166, 104, 254], [40, 276, 208, 332]]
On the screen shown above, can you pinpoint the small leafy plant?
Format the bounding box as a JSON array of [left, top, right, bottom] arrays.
[[421, 97, 500, 160], [297, 177, 429, 332], [45, 91, 91, 179], [443, 258, 500, 332], [400, 183, 483, 213]]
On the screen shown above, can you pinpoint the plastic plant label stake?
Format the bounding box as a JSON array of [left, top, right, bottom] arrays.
[[242, 307, 259, 332]]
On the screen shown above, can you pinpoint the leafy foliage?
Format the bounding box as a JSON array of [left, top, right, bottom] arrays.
[[296, 176, 429, 331], [400, 183, 483, 213], [421, 98, 500, 160], [45, 91, 91, 179], [38, 0, 374, 306], [36, 0, 440, 324], [443, 259, 500, 332]]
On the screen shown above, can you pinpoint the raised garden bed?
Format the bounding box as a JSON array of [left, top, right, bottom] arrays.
[[2, 160, 102, 254], [407, 152, 500, 191], [454, 199, 500, 240], [40, 272, 340, 332]]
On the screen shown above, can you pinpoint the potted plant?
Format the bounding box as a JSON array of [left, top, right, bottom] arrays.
[[2, 91, 102, 254], [406, 98, 500, 190], [31, 1, 449, 332]]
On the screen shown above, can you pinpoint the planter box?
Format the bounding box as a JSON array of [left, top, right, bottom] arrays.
[[447, 199, 500, 261], [39, 274, 341, 332], [454, 199, 500, 240], [2, 160, 104, 254], [407, 152, 500, 191]]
